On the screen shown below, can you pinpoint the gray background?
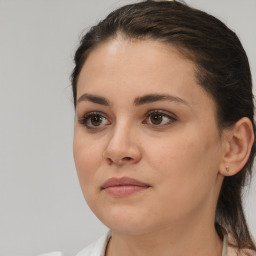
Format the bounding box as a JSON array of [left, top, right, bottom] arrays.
[[0, 0, 255, 255]]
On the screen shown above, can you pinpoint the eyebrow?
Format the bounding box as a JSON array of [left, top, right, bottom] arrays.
[[77, 93, 189, 107], [134, 94, 189, 106], [77, 93, 110, 106]]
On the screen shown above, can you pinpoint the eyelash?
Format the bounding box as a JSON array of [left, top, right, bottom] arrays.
[[78, 110, 176, 130]]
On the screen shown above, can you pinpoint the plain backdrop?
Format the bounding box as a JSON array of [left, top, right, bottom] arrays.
[[0, 0, 255, 255]]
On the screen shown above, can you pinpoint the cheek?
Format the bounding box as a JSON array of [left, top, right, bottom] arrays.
[[141, 130, 221, 220], [73, 131, 103, 187], [144, 131, 200, 173], [144, 126, 221, 193]]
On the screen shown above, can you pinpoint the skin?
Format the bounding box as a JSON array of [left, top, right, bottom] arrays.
[[73, 38, 246, 256]]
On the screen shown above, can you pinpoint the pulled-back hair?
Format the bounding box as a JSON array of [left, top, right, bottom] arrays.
[[71, 0, 255, 251]]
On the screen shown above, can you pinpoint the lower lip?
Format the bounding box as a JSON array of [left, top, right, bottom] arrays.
[[103, 185, 149, 197]]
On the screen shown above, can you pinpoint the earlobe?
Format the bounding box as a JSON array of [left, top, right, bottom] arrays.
[[219, 117, 254, 177]]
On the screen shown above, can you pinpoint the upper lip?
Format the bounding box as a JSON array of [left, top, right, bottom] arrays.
[[101, 177, 150, 189]]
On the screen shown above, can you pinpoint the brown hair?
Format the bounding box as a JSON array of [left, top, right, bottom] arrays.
[[71, 0, 255, 251]]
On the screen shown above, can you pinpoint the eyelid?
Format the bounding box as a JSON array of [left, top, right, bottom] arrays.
[[78, 111, 106, 122], [146, 109, 177, 118]]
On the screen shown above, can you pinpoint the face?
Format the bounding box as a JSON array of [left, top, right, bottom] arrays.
[[73, 38, 225, 235]]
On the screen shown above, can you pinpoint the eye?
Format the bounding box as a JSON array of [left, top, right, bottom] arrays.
[[143, 110, 176, 126], [79, 112, 110, 129]]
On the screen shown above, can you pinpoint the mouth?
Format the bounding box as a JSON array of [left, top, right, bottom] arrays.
[[101, 177, 151, 197]]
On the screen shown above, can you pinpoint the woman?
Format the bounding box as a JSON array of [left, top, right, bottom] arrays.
[[71, 1, 256, 255]]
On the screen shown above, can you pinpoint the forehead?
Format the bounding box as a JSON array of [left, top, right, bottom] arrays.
[[77, 38, 215, 111], [79, 39, 193, 89]]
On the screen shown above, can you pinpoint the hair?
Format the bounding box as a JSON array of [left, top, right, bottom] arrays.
[[71, 0, 256, 251]]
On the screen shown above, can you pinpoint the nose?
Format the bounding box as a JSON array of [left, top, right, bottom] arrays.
[[103, 124, 142, 166]]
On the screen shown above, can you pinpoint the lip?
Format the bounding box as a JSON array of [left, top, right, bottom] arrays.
[[101, 177, 150, 197]]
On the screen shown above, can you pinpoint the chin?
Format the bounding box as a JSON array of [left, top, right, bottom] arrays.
[[95, 207, 157, 236]]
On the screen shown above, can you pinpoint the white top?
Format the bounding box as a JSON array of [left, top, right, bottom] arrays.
[[76, 232, 111, 256], [37, 252, 63, 256], [75, 232, 238, 256]]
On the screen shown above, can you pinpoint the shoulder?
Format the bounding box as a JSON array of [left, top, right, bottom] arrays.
[[76, 232, 111, 256]]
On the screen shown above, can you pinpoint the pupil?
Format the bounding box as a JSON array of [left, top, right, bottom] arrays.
[[151, 113, 163, 125], [91, 115, 102, 126]]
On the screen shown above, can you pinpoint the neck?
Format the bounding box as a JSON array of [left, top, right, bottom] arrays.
[[108, 220, 223, 256]]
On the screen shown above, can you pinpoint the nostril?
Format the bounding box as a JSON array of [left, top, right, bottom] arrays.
[[106, 157, 113, 165], [123, 157, 132, 161]]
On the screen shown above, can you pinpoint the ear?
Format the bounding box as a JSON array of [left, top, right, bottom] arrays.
[[219, 117, 254, 176]]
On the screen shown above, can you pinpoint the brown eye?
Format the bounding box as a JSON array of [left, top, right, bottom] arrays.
[[90, 114, 103, 126], [150, 113, 163, 125]]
